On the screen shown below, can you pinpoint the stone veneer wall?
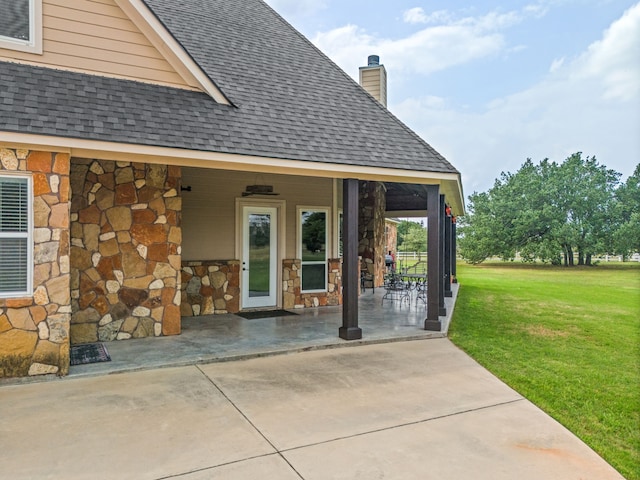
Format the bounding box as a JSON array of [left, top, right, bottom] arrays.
[[283, 259, 341, 308], [0, 148, 71, 377], [359, 181, 386, 286], [69, 159, 182, 343], [180, 260, 240, 316]]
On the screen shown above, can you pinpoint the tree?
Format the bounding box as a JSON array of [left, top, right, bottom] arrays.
[[301, 211, 326, 254], [555, 153, 621, 265], [458, 190, 508, 264], [459, 153, 624, 266], [613, 164, 640, 259], [398, 220, 427, 252], [459, 159, 563, 264]]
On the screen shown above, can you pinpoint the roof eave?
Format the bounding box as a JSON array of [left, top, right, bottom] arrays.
[[1, 132, 464, 213]]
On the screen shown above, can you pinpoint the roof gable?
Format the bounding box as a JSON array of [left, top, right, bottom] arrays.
[[0, 0, 228, 102]]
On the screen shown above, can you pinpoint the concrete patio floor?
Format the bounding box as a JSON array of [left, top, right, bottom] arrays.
[[63, 285, 459, 378]]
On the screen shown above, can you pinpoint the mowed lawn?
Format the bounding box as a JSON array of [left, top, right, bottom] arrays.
[[449, 262, 640, 480]]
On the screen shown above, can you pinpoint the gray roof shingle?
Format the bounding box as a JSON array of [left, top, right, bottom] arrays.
[[0, 0, 458, 175]]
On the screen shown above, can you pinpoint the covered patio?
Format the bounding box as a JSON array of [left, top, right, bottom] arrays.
[[66, 285, 459, 378]]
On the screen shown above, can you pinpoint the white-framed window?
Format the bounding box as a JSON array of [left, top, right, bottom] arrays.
[[0, 0, 43, 54], [0, 174, 33, 298], [298, 207, 329, 293]]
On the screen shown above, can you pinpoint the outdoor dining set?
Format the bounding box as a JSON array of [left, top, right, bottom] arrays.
[[381, 272, 427, 306]]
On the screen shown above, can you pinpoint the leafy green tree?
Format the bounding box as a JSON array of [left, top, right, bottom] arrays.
[[301, 211, 326, 254], [459, 159, 562, 264], [555, 153, 621, 265], [613, 164, 640, 259], [458, 190, 507, 264], [398, 220, 426, 252], [459, 153, 624, 266]]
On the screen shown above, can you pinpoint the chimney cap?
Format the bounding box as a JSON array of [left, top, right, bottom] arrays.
[[367, 55, 380, 66]]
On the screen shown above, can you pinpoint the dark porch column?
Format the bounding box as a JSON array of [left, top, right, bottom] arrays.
[[452, 218, 458, 283], [438, 194, 447, 316], [444, 206, 452, 298], [340, 178, 362, 340], [425, 185, 441, 330]]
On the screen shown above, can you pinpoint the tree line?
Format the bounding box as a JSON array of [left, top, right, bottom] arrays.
[[458, 153, 639, 266]]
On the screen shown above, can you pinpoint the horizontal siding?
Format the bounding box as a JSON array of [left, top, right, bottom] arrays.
[[46, 2, 134, 30], [45, 28, 162, 59], [0, 0, 193, 89], [44, 15, 149, 45], [45, 40, 175, 72], [181, 169, 335, 261], [361, 68, 386, 105]]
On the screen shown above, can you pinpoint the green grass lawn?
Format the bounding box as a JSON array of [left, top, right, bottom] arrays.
[[449, 262, 640, 479]]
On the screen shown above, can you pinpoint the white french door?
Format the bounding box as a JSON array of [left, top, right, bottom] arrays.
[[241, 206, 278, 309]]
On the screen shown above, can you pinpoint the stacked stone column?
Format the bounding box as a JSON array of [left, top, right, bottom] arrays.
[[359, 181, 386, 286], [70, 159, 182, 344]]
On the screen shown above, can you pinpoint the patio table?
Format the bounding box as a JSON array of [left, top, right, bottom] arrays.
[[399, 273, 427, 304]]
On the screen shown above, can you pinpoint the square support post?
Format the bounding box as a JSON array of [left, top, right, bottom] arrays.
[[444, 208, 452, 298], [439, 194, 447, 316], [452, 219, 458, 283], [339, 178, 362, 340], [425, 185, 441, 330]]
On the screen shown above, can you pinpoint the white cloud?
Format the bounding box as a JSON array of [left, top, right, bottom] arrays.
[[403, 7, 428, 24], [403, 4, 540, 28], [549, 57, 565, 72], [469, 10, 524, 30], [313, 5, 548, 80], [313, 17, 511, 79], [392, 3, 640, 195], [573, 2, 640, 100], [402, 7, 452, 25], [523, 2, 550, 18]]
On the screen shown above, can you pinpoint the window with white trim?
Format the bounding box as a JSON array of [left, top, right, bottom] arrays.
[[0, 174, 32, 297], [298, 207, 329, 292], [0, 0, 43, 54]]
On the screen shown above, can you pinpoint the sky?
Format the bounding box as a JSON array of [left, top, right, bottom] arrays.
[[264, 0, 640, 198]]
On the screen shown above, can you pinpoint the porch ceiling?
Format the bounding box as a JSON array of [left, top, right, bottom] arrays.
[[385, 182, 462, 217]]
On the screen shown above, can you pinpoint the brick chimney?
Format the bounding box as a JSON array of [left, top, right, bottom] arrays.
[[359, 55, 387, 107]]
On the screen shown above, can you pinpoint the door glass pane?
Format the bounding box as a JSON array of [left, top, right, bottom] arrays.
[[248, 213, 271, 298]]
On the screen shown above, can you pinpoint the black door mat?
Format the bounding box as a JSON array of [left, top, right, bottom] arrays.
[[70, 343, 111, 366], [236, 309, 299, 320]]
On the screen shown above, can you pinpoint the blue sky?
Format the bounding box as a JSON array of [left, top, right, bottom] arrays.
[[264, 0, 640, 197]]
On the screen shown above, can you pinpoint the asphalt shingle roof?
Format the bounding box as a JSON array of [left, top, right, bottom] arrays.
[[0, 0, 458, 175]]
